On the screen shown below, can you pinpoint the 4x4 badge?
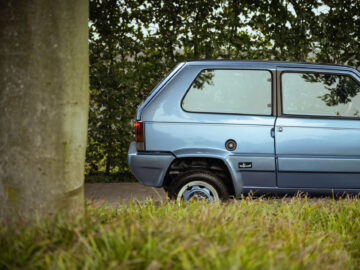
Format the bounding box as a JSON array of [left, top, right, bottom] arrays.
[[239, 162, 252, 169]]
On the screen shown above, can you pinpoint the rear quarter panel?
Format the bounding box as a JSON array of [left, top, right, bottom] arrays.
[[141, 64, 277, 192]]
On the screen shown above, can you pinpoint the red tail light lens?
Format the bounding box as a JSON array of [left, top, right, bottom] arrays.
[[135, 121, 144, 142]]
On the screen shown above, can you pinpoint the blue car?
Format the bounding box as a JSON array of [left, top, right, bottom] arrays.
[[128, 61, 360, 201]]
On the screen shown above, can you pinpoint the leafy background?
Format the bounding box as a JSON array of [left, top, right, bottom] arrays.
[[87, 0, 360, 182]]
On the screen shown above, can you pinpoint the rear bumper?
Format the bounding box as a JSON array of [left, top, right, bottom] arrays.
[[127, 142, 175, 187]]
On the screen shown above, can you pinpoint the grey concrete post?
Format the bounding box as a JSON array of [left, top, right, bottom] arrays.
[[0, 0, 89, 221]]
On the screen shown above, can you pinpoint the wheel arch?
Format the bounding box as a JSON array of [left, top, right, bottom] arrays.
[[164, 148, 242, 198]]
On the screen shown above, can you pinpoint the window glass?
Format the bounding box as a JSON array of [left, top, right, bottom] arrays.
[[182, 69, 272, 115], [282, 72, 360, 118]]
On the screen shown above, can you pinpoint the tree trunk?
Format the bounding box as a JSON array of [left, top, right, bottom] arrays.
[[0, 0, 89, 222]]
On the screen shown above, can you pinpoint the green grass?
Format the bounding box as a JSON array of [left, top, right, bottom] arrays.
[[1, 195, 360, 269]]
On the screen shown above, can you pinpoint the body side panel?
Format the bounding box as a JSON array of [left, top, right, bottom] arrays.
[[145, 117, 277, 191]]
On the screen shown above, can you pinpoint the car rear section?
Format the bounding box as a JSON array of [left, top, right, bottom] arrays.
[[128, 61, 278, 200], [127, 63, 186, 188]]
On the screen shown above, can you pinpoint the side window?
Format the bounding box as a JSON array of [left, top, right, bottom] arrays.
[[282, 72, 360, 118], [182, 69, 272, 115]]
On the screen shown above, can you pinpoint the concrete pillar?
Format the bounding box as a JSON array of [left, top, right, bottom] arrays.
[[0, 0, 89, 222]]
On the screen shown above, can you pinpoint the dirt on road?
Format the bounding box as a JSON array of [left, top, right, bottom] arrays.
[[85, 183, 166, 205]]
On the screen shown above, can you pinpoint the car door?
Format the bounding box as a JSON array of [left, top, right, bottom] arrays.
[[275, 67, 360, 189]]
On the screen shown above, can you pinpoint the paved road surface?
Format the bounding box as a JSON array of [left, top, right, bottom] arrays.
[[85, 183, 166, 205], [85, 183, 335, 206]]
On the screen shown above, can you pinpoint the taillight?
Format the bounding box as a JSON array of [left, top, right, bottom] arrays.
[[135, 121, 145, 151], [135, 121, 144, 142]]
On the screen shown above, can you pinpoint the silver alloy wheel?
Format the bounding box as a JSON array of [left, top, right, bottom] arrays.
[[176, 180, 220, 202]]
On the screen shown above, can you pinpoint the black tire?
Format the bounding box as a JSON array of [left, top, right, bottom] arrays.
[[168, 170, 229, 201]]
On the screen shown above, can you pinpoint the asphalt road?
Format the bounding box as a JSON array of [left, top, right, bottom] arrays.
[[85, 183, 336, 206], [85, 183, 166, 205]]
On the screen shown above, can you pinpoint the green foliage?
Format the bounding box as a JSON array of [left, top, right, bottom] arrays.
[[303, 73, 360, 107], [2, 196, 360, 269], [88, 0, 143, 175], [87, 0, 360, 178], [313, 0, 360, 67]]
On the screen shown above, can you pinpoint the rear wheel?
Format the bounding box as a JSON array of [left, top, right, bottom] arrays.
[[168, 170, 229, 202]]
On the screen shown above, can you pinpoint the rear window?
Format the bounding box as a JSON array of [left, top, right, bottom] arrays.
[[282, 72, 360, 118], [182, 69, 272, 115]]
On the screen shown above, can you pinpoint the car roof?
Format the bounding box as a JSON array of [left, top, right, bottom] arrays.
[[185, 60, 356, 72]]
